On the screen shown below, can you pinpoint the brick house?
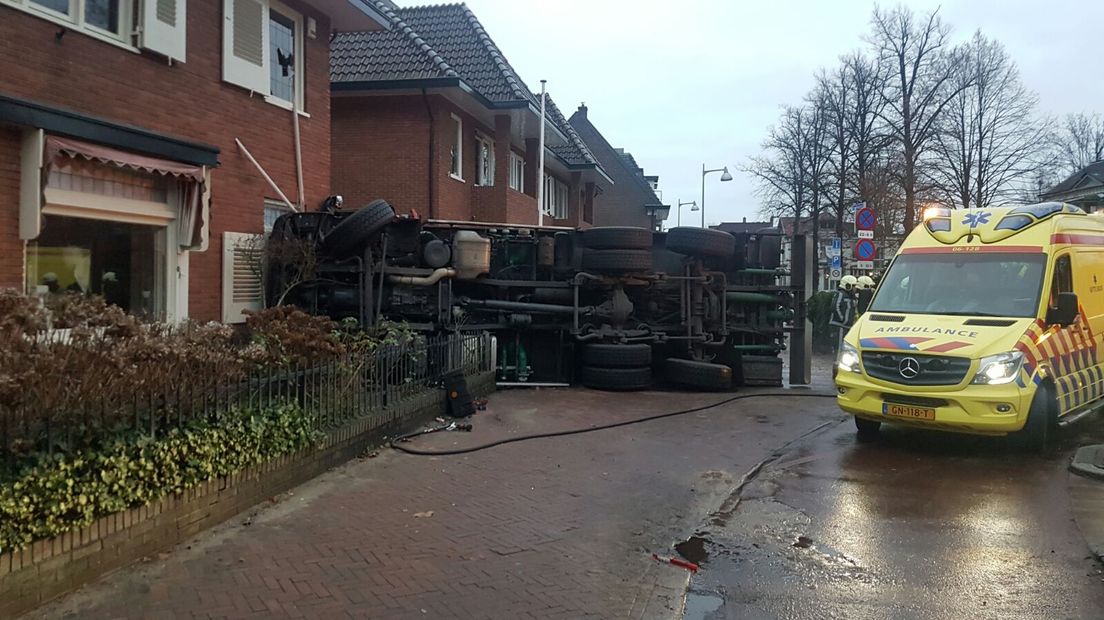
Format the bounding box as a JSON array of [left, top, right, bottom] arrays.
[[1041, 160, 1104, 212], [568, 104, 667, 230], [0, 0, 389, 322], [329, 2, 611, 228]]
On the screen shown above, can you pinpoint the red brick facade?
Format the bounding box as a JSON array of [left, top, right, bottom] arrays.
[[332, 94, 592, 228], [0, 0, 336, 321]]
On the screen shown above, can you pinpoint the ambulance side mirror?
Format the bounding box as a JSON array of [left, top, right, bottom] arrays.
[[1048, 292, 1078, 327]]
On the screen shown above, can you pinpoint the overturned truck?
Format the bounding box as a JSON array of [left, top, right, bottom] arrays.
[[267, 200, 804, 390]]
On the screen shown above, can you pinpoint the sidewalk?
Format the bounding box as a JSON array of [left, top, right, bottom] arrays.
[[34, 387, 841, 619]]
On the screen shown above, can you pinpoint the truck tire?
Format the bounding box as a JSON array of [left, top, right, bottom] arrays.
[[1012, 387, 1054, 452], [666, 227, 736, 259], [664, 358, 733, 390], [321, 199, 395, 258], [581, 227, 653, 250], [581, 249, 653, 274], [582, 343, 652, 368], [580, 366, 652, 391]]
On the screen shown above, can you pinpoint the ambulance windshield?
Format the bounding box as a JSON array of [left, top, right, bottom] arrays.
[[870, 253, 1046, 318]]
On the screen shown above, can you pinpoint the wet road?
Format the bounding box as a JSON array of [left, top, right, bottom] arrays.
[[684, 413, 1104, 619]]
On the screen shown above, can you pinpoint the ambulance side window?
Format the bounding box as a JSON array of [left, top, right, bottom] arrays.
[[1050, 255, 1073, 308]]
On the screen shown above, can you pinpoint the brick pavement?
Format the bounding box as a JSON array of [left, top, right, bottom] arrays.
[[33, 387, 841, 619]]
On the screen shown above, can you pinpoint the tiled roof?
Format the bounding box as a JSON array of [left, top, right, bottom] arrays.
[[332, 2, 599, 169], [613, 148, 664, 206], [713, 221, 777, 234], [1043, 161, 1104, 197]]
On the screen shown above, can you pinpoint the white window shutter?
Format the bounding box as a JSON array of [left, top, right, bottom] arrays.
[[222, 232, 264, 323], [19, 128, 44, 241], [140, 0, 187, 62], [222, 0, 269, 93]]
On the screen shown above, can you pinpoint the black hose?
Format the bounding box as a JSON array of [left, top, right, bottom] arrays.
[[389, 391, 838, 456]]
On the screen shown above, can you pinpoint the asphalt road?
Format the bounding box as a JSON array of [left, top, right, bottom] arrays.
[[684, 410, 1104, 619]]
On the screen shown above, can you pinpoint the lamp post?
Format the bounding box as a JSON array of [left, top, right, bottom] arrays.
[[701, 164, 733, 228], [677, 200, 698, 227]]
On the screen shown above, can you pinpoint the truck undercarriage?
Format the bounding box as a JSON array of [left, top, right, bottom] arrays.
[[267, 200, 810, 390]]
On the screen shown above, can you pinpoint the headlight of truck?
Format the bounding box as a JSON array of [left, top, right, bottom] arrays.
[[837, 341, 861, 374], [972, 351, 1024, 385]]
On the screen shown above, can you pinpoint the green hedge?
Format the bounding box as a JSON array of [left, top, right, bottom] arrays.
[[0, 404, 319, 551]]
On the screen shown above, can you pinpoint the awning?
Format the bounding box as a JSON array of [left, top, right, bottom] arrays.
[[45, 135, 205, 182]]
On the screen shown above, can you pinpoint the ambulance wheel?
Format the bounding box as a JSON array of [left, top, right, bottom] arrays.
[[1013, 387, 1054, 452], [854, 416, 881, 441]]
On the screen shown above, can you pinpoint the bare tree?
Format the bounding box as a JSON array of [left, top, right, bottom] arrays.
[[869, 5, 972, 229], [747, 106, 815, 229], [932, 31, 1050, 209], [1052, 112, 1104, 175]]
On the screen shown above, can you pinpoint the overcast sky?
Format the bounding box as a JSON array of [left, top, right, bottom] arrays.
[[460, 0, 1104, 227]]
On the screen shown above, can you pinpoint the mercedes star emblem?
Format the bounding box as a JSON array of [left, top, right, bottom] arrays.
[[898, 357, 921, 380]]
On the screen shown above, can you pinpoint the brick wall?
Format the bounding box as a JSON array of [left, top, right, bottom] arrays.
[[0, 372, 497, 618], [333, 94, 561, 227], [0, 0, 334, 320]]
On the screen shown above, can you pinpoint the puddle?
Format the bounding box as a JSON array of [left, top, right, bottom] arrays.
[[683, 591, 723, 620], [675, 535, 710, 565]]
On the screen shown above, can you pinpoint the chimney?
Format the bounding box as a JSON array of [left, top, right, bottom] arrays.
[[577, 102, 587, 118], [742, 216, 746, 223]]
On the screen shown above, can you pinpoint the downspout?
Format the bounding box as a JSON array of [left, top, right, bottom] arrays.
[[421, 88, 436, 219]]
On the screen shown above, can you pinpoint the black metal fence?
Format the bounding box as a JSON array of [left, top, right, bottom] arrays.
[[0, 332, 494, 472]]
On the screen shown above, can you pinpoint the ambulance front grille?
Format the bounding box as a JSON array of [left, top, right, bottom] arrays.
[[862, 352, 971, 386]]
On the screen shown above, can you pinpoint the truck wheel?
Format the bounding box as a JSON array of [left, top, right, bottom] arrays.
[[1012, 387, 1054, 452], [582, 343, 652, 368], [854, 417, 881, 441], [321, 199, 395, 258], [664, 358, 733, 390], [580, 366, 652, 391], [581, 249, 653, 274], [666, 227, 736, 259], [581, 226, 653, 250]]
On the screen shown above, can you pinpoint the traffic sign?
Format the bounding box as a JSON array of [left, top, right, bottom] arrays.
[[830, 254, 842, 270], [829, 267, 843, 280], [851, 202, 865, 213], [856, 207, 876, 231], [854, 261, 874, 270], [854, 238, 876, 261], [831, 238, 842, 251], [857, 229, 874, 239]]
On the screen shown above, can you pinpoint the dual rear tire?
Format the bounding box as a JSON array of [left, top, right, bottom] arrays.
[[579, 343, 652, 391]]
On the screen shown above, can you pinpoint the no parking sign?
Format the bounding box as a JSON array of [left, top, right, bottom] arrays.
[[854, 238, 876, 261]]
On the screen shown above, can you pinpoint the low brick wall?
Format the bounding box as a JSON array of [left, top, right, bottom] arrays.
[[0, 371, 496, 618]]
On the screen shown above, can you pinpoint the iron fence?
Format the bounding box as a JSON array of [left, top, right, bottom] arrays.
[[1, 331, 493, 473]]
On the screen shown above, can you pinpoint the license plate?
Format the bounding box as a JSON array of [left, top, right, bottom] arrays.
[[882, 403, 936, 420]]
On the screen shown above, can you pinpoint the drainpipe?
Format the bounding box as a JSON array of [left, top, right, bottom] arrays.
[[536, 79, 547, 227], [422, 88, 436, 219]]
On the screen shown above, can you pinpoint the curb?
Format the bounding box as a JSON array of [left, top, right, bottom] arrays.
[[1069, 471, 1104, 561], [1070, 445, 1104, 481]]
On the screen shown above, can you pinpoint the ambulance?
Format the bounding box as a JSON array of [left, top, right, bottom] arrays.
[[835, 202, 1104, 448]]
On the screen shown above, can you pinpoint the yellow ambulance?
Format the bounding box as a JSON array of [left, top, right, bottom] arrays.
[[835, 202, 1104, 448]]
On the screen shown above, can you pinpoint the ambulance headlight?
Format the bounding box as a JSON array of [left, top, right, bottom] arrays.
[[838, 342, 861, 374], [972, 351, 1024, 385]]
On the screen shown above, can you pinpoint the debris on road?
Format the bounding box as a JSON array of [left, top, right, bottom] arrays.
[[413, 511, 435, 518], [652, 553, 699, 573]]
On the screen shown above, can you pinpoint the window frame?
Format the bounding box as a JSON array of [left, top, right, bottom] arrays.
[[542, 174, 569, 220], [263, 199, 292, 234], [449, 114, 464, 181], [264, 0, 305, 112], [475, 132, 494, 187], [3, 0, 138, 51], [509, 151, 525, 193]]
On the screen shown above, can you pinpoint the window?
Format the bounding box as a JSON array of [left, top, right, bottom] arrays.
[[543, 174, 569, 220], [263, 200, 292, 233], [223, 0, 303, 110], [509, 152, 525, 192], [1049, 255, 1073, 308], [7, 0, 184, 58], [27, 215, 166, 319], [268, 6, 298, 105], [475, 134, 494, 186], [449, 114, 463, 180]]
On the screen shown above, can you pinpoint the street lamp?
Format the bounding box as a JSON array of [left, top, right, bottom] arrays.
[[677, 200, 698, 227], [701, 164, 733, 228]]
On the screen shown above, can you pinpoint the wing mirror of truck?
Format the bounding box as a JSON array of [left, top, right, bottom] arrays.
[[1047, 292, 1079, 327]]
